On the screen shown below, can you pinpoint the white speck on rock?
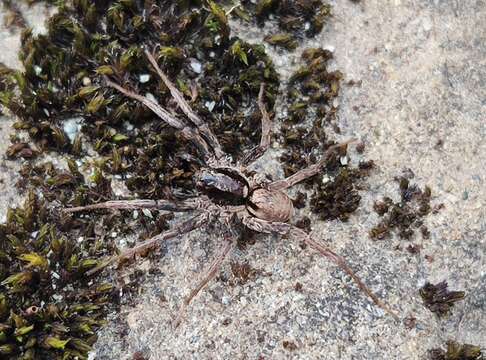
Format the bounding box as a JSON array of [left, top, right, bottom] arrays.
[[34, 65, 42, 75], [139, 74, 151, 83], [205, 101, 216, 111], [222, 296, 230, 305], [423, 17, 433, 31], [142, 209, 153, 218], [145, 93, 157, 103], [63, 117, 84, 143], [190, 59, 202, 73]]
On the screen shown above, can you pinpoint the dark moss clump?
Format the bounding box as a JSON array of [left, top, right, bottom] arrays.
[[6, 142, 37, 159], [282, 340, 298, 351], [428, 341, 483, 360], [0, 0, 279, 201], [0, 148, 175, 358], [309, 165, 373, 221], [0, 189, 117, 359], [230, 261, 258, 285], [280, 49, 341, 178], [240, 0, 332, 39], [370, 175, 434, 241], [264, 33, 298, 50], [420, 281, 465, 316], [278, 48, 370, 221]]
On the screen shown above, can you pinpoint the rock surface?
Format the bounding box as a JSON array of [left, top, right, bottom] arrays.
[[0, 1, 484, 359]]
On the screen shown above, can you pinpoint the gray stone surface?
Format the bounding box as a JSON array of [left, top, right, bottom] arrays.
[[0, 1, 485, 359]]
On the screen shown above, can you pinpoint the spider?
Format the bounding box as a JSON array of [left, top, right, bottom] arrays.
[[66, 49, 399, 326]]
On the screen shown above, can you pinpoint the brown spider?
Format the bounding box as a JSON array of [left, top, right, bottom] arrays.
[[66, 49, 399, 326]]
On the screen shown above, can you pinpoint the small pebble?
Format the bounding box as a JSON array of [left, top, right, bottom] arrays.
[[139, 74, 150, 83]]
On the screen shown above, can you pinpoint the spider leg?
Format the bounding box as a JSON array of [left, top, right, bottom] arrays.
[[241, 83, 272, 166], [239, 214, 399, 320], [173, 228, 235, 328], [144, 49, 224, 160], [289, 226, 400, 321], [86, 213, 209, 276], [268, 139, 356, 191], [64, 198, 208, 213], [105, 78, 213, 161]]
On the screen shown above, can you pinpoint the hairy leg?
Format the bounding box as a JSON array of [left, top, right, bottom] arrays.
[[268, 139, 356, 191], [105, 78, 213, 161], [86, 213, 209, 276], [241, 83, 272, 166], [289, 226, 400, 321], [241, 215, 399, 320], [144, 49, 224, 160], [64, 198, 209, 214], [173, 229, 235, 328]]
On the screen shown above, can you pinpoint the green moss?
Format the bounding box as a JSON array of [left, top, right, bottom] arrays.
[[0, 188, 116, 359], [0, 0, 279, 202], [428, 341, 483, 360], [264, 33, 298, 50]]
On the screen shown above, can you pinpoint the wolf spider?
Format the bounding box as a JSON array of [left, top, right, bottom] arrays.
[[67, 49, 399, 326]]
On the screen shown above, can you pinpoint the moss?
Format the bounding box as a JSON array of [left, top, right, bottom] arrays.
[[420, 281, 465, 317], [278, 48, 370, 221], [0, 0, 279, 203], [230, 262, 258, 285], [0, 187, 117, 359], [264, 33, 298, 50], [282, 340, 298, 351], [242, 0, 332, 39], [370, 174, 436, 242], [309, 167, 371, 221], [428, 341, 483, 360]]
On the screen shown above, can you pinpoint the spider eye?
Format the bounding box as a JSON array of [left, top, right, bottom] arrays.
[[199, 174, 216, 187]]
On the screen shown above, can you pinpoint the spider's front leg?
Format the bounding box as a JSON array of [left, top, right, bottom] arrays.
[[144, 49, 224, 160], [105, 78, 213, 161], [239, 214, 400, 321]]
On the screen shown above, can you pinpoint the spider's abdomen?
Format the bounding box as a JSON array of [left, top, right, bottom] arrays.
[[247, 188, 294, 222]]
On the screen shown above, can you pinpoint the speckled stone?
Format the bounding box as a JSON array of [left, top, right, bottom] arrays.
[[0, 1, 484, 359]]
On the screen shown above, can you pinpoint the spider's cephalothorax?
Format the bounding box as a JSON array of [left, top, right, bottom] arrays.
[[67, 49, 399, 327], [196, 168, 249, 205]]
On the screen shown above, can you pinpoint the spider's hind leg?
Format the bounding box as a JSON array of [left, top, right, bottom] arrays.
[[289, 226, 400, 321], [64, 198, 207, 214], [240, 214, 400, 321], [173, 227, 236, 328], [85, 213, 208, 276]]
